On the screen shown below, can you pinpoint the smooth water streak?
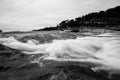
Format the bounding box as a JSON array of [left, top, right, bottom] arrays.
[[0, 33, 120, 70]]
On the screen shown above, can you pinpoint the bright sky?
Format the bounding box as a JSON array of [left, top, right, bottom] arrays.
[[0, 0, 120, 32]]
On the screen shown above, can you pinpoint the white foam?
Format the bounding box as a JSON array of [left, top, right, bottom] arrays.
[[0, 33, 120, 70]]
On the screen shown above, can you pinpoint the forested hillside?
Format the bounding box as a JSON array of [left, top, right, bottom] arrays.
[[34, 6, 120, 31]]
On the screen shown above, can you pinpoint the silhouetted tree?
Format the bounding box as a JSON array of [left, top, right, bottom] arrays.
[[33, 6, 120, 31], [56, 6, 120, 30], [0, 30, 2, 33]]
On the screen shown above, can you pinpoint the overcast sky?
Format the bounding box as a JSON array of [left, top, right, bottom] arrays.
[[0, 0, 120, 32]]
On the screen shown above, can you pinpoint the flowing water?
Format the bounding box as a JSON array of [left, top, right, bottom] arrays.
[[0, 32, 120, 71]]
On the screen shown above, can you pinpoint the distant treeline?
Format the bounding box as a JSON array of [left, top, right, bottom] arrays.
[[33, 27, 57, 31], [34, 6, 120, 31]]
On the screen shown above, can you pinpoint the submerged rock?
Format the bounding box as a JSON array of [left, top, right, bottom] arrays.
[[0, 44, 120, 80]]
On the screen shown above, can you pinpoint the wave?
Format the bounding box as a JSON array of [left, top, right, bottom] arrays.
[[0, 33, 120, 70]]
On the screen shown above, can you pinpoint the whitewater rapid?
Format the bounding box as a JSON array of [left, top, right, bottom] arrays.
[[0, 33, 120, 70]]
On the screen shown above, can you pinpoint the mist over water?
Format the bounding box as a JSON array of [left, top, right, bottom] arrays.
[[0, 33, 120, 70]]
